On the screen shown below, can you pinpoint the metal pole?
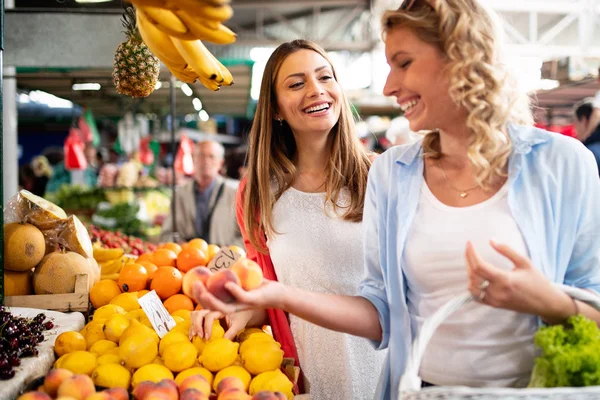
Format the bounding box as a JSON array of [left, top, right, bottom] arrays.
[[0, 0, 4, 305], [169, 74, 178, 242]]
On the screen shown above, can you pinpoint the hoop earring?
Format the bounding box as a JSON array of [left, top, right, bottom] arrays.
[[277, 117, 283, 126]]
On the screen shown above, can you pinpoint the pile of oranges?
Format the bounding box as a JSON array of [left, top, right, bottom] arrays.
[[90, 238, 246, 314]]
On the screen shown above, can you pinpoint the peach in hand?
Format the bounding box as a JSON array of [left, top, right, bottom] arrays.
[[182, 266, 213, 298], [229, 258, 263, 291], [206, 270, 241, 303]]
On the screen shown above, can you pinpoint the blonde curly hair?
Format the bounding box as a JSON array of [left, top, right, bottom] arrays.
[[383, 0, 533, 188]]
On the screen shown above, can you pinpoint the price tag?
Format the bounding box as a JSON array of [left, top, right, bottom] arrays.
[[207, 248, 242, 273], [138, 290, 176, 338]]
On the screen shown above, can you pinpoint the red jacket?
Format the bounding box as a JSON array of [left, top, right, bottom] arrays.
[[235, 178, 300, 367]]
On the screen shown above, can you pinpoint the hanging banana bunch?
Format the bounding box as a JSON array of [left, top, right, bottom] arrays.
[[130, 0, 236, 91]]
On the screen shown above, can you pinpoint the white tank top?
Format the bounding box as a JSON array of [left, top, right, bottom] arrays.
[[403, 177, 539, 388]]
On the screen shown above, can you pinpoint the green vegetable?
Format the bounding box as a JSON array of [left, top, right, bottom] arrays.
[[528, 315, 600, 388]]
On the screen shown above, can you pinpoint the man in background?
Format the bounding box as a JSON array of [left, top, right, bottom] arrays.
[[161, 140, 242, 247], [573, 98, 600, 176]]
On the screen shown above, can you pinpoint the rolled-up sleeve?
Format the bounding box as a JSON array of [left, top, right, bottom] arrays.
[[359, 160, 391, 350]]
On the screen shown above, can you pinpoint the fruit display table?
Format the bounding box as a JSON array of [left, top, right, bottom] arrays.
[[1, 308, 85, 400]]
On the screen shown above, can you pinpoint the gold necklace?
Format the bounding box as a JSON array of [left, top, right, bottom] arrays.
[[436, 159, 479, 198]]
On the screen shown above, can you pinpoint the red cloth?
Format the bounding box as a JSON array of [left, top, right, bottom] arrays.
[[235, 178, 300, 367]]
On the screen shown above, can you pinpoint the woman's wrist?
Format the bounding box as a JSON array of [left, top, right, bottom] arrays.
[[540, 290, 578, 325]]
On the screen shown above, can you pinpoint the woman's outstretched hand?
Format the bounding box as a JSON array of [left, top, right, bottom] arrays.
[[192, 279, 286, 315]]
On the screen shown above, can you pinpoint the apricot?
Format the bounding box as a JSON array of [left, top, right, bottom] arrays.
[[182, 266, 213, 298], [180, 388, 210, 400], [145, 379, 178, 400], [216, 376, 246, 394], [85, 393, 113, 400], [16, 392, 52, 400], [57, 374, 96, 400], [103, 387, 129, 400], [229, 258, 263, 291], [179, 375, 211, 396], [132, 381, 156, 400], [206, 270, 241, 303], [43, 368, 74, 397], [251, 392, 287, 400], [218, 388, 251, 400]]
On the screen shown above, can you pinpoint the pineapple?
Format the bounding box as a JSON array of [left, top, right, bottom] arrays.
[[112, 5, 160, 98]]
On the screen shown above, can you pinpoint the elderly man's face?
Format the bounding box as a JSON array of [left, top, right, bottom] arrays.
[[194, 142, 224, 180]]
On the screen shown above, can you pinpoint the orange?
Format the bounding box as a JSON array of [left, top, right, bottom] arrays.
[[186, 238, 209, 254], [152, 249, 178, 267], [90, 279, 122, 309], [150, 266, 183, 300], [163, 294, 194, 314], [195, 304, 203, 311], [137, 260, 158, 279], [159, 242, 183, 255], [177, 247, 208, 273], [118, 263, 149, 293], [136, 253, 155, 264], [206, 244, 221, 262], [228, 245, 247, 258], [137, 290, 150, 298]]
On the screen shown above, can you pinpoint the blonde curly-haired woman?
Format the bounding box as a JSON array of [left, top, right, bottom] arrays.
[[193, 0, 600, 398]]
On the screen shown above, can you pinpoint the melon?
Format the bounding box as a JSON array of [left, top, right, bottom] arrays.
[[5, 270, 33, 296], [32, 251, 92, 294], [16, 189, 67, 229], [59, 215, 93, 258], [86, 257, 101, 285], [4, 222, 46, 272]]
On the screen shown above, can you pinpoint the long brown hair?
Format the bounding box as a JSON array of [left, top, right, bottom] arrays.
[[243, 39, 371, 253], [383, 0, 532, 188]]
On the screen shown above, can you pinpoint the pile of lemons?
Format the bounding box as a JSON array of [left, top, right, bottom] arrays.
[[51, 302, 294, 398]]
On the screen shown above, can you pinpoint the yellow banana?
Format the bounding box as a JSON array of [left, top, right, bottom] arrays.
[[165, 0, 233, 22], [164, 63, 199, 84], [136, 5, 192, 39], [101, 273, 120, 281], [171, 38, 222, 81], [130, 0, 169, 7], [175, 10, 237, 45], [198, 75, 221, 91], [93, 247, 124, 262], [214, 58, 234, 86], [137, 9, 191, 69]]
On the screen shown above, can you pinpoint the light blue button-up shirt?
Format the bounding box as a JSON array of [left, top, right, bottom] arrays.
[[358, 124, 600, 399]]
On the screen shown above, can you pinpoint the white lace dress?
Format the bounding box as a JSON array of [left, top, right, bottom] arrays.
[[267, 187, 386, 400]]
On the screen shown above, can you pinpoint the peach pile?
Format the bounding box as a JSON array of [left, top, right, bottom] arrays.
[[182, 258, 263, 304], [17, 369, 128, 400]]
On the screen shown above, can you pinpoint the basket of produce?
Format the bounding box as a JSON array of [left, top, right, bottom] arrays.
[[4, 190, 97, 313], [398, 284, 600, 399]]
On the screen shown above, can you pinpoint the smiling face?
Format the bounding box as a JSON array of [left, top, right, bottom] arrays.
[[274, 49, 342, 138], [383, 26, 467, 132]]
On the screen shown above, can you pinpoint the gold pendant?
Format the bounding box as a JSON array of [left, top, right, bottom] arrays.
[[460, 192, 468, 198]]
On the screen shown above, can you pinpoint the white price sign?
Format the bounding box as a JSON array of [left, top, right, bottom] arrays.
[[207, 248, 242, 273], [138, 290, 176, 338]]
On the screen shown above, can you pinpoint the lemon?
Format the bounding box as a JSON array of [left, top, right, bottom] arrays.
[[199, 338, 239, 372], [237, 327, 267, 343], [105, 347, 121, 356], [213, 365, 251, 392], [120, 333, 159, 369], [93, 304, 127, 320], [131, 364, 174, 388], [119, 321, 158, 346], [125, 309, 147, 323], [92, 364, 131, 389], [210, 320, 225, 340], [60, 350, 98, 375], [171, 309, 192, 320], [172, 316, 185, 324], [83, 321, 106, 350], [239, 334, 279, 355], [54, 331, 87, 357], [159, 331, 189, 356], [249, 369, 294, 398], [89, 339, 117, 356], [110, 292, 141, 312], [103, 314, 131, 343], [175, 367, 213, 387], [192, 336, 208, 356], [241, 340, 284, 375], [163, 340, 198, 372], [152, 356, 165, 365], [97, 353, 122, 366], [54, 353, 68, 369], [171, 320, 192, 336]]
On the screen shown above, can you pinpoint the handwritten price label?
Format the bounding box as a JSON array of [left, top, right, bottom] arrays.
[[138, 290, 176, 338], [207, 248, 242, 273]]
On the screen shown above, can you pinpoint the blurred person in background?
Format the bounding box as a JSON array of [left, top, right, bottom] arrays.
[[31, 155, 53, 196], [160, 140, 242, 246], [573, 98, 600, 175]]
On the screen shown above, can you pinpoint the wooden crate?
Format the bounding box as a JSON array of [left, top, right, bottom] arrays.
[[5, 274, 91, 313]]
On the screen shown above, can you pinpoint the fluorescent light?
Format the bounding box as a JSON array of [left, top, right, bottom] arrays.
[[155, 81, 162, 90], [181, 83, 193, 96], [199, 110, 209, 122], [72, 83, 101, 91], [193, 98, 203, 111]]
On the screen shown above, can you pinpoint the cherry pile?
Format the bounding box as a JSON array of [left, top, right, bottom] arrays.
[[88, 224, 157, 256], [0, 306, 54, 380]]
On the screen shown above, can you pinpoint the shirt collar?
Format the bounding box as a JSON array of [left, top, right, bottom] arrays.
[[394, 124, 551, 166]]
